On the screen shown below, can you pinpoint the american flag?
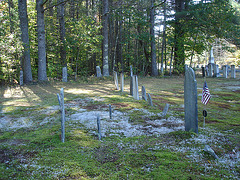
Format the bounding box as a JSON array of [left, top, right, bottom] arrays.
[[202, 81, 211, 105]]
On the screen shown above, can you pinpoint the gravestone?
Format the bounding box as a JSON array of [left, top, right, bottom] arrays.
[[120, 73, 124, 92], [223, 65, 228, 78], [130, 65, 133, 77], [130, 76, 134, 96], [205, 65, 209, 77], [20, 70, 23, 86], [133, 75, 139, 100], [184, 66, 198, 134], [96, 66, 102, 77], [57, 88, 65, 142], [109, 104, 112, 120], [162, 103, 169, 117], [142, 86, 147, 101], [114, 71, 119, 90], [97, 115, 101, 140], [201, 66, 205, 77], [231, 65, 236, 78], [208, 64, 213, 77], [62, 67, 67, 82], [214, 64, 220, 77], [147, 93, 153, 106]]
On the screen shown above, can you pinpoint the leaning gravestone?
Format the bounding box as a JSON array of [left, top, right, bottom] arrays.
[[133, 75, 139, 100], [120, 73, 124, 92], [62, 67, 67, 82], [231, 65, 236, 78], [147, 93, 153, 106], [20, 70, 23, 86], [96, 66, 102, 77], [184, 66, 198, 134], [142, 86, 147, 101], [114, 71, 119, 90]]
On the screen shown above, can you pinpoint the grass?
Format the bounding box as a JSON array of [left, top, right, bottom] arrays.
[[0, 75, 239, 179]]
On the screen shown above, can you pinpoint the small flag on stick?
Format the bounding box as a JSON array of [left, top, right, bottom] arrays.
[[202, 81, 211, 105]]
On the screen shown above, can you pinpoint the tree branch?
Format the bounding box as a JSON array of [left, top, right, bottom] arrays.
[[152, 0, 166, 9], [42, 0, 49, 6], [43, 0, 70, 12]]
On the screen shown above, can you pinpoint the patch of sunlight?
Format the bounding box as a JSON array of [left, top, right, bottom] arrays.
[[65, 88, 94, 95]]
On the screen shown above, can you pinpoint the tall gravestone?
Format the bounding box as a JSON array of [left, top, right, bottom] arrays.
[[96, 66, 102, 77], [208, 64, 213, 77], [184, 66, 198, 134], [20, 70, 23, 86], [214, 64, 220, 77], [130, 76, 134, 96], [62, 67, 67, 82], [223, 65, 228, 78], [130, 65, 133, 77], [201, 66, 205, 77], [133, 75, 139, 100], [142, 86, 147, 101], [114, 71, 119, 90], [57, 88, 65, 142], [231, 65, 236, 78], [120, 73, 124, 92]]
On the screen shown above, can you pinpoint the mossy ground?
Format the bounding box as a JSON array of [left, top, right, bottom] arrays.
[[0, 74, 239, 179]]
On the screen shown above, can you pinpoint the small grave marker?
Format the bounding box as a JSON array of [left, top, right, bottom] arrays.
[[147, 93, 153, 106], [223, 65, 228, 78], [231, 65, 236, 78], [96, 66, 102, 77], [57, 88, 65, 142], [130, 76, 134, 96], [97, 115, 102, 140], [133, 75, 139, 100], [114, 71, 119, 90], [142, 86, 147, 101], [162, 103, 169, 117], [109, 104, 112, 120]]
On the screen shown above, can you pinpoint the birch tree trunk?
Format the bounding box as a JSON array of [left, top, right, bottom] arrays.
[[36, 0, 48, 81], [18, 0, 33, 83], [102, 0, 109, 76], [150, 0, 158, 76]]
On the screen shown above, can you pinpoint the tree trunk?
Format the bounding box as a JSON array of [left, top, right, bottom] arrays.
[[8, 0, 14, 33], [160, 1, 166, 75], [18, 0, 33, 83], [173, 0, 185, 74], [102, 0, 109, 76], [150, 0, 158, 76], [57, 0, 66, 67], [36, 0, 48, 81]]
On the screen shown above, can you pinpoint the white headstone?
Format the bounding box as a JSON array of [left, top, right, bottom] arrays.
[[142, 86, 147, 101], [147, 93, 153, 106], [96, 66, 102, 77], [133, 75, 139, 100], [209, 47, 214, 64], [114, 71, 119, 90], [223, 65, 228, 78]]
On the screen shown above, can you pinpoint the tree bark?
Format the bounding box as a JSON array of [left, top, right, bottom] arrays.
[[160, 1, 166, 75], [150, 0, 158, 76], [18, 0, 33, 83], [102, 0, 109, 76], [57, 0, 67, 67], [36, 0, 48, 81]]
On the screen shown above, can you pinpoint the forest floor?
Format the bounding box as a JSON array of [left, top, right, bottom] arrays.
[[0, 74, 240, 179]]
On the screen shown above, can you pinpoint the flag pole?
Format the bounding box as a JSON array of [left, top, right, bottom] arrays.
[[203, 76, 206, 128]]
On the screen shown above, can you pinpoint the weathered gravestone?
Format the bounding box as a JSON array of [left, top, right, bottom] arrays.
[[109, 104, 112, 120], [120, 73, 124, 92], [62, 67, 67, 82], [133, 75, 139, 100], [114, 71, 119, 90], [57, 88, 65, 142], [208, 64, 213, 77], [20, 70, 23, 86], [97, 115, 102, 140], [214, 64, 220, 77], [142, 86, 147, 101], [130, 76, 134, 96], [130, 65, 133, 77], [147, 93, 153, 106], [184, 66, 198, 134], [96, 66, 102, 77], [162, 103, 170, 117], [201, 66, 205, 77], [223, 65, 228, 78], [231, 65, 236, 78]]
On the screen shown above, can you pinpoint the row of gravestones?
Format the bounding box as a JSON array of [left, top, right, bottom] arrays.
[[202, 64, 237, 78]]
